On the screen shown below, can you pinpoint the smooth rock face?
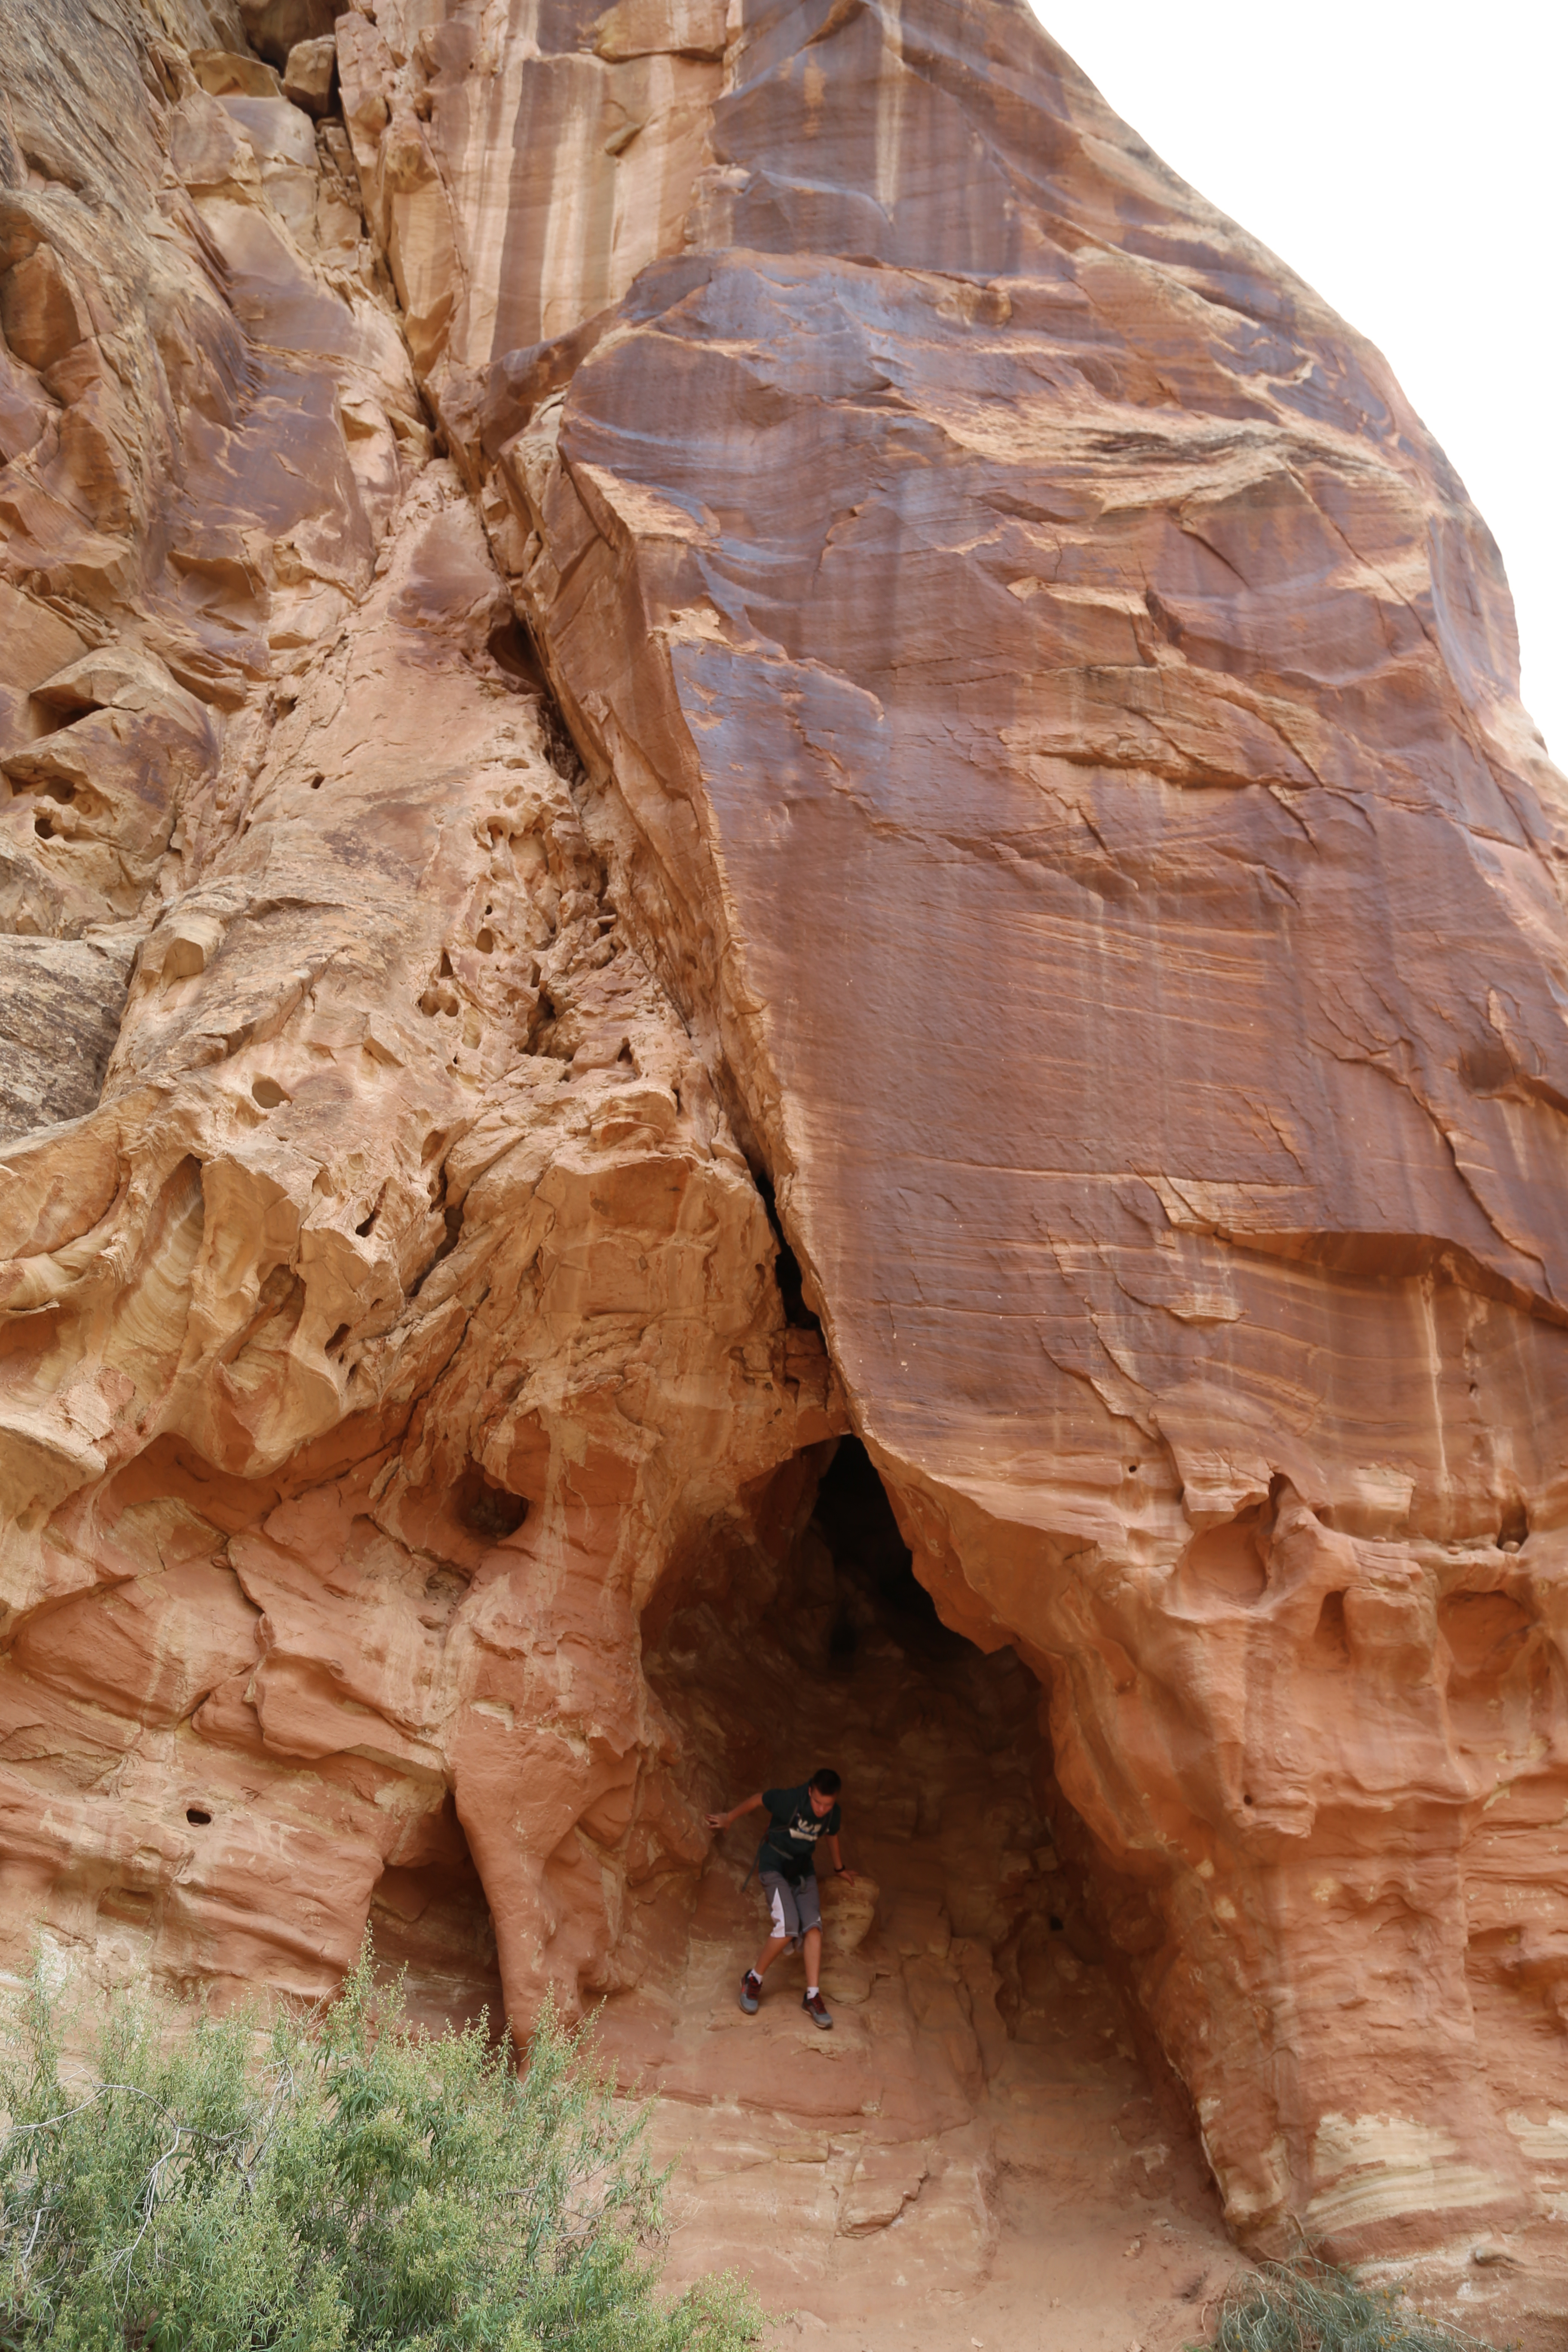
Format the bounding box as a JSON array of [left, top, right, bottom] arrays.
[[1, 0, 1566, 2329]]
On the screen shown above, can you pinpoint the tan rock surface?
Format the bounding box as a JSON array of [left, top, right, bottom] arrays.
[[2, 0, 1567, 2340]]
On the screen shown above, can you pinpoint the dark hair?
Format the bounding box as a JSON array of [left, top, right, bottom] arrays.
[[809, 1768, 841, 1795]]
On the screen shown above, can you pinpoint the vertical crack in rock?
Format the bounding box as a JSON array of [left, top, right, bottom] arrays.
[[4, 0, 1568, 2328]]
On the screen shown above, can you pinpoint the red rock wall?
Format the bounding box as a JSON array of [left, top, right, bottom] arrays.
[[3, 0, 1568, 2299], [0, 0, 837, 2040]]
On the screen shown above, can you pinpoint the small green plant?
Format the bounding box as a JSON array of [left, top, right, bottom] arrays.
[[1191, 2257, 1516, 2352], [0, 1948, 762, 2352]]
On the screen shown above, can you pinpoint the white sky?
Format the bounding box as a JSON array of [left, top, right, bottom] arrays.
[[1026, 0, 1565, 765]]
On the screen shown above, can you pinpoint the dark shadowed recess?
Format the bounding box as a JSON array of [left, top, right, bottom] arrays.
[[800, 1443, 1218, 2174], [365, 1794, 506, 2039], [811, 1435, 956, 1664], [650, 1435, 1120, 2042]]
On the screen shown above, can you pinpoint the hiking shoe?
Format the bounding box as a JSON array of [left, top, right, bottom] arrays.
[[738, 1970, 763, 2015], [802, 1990, 833, 2030]]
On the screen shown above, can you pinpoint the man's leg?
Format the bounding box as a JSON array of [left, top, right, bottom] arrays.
[[747, 1877, 801, 1992], [797, 1884, 832, 2026]]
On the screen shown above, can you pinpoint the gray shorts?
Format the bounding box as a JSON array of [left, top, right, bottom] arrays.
[[760, 1869, 821, 1940]]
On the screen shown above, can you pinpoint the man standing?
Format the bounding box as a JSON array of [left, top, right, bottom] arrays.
[[705, 1769, 855, 2029]]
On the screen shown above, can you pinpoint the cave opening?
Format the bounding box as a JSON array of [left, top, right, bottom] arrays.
[[646, 1436, 1165, 2098], [341, 1427, 1221, 2300], [628, 1434, 1220, 2286], [365, 1793, 505, 2039]]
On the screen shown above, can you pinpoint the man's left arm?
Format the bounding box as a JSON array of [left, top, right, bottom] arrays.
[[826, 1834, 857, 1886]]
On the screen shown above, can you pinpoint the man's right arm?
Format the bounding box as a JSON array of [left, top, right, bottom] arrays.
[[704, 1792, 766, 1831]]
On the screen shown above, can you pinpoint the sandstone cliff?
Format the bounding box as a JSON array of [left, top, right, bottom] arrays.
[[1, 0, 1565, 2336]]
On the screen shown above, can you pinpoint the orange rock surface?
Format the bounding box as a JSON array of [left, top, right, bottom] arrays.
[[1, 0, 1566, 2337]]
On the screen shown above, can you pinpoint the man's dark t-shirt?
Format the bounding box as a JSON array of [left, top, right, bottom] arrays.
[[756, 1785, 841, 1885]]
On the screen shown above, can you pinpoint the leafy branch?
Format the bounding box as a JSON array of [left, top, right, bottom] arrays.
[[0, 1944, 759, 2352]]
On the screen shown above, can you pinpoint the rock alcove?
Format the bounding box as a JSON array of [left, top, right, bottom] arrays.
[[620, 1435, 1222, 2304]]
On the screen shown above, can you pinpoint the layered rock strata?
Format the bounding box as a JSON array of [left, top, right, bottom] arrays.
[[1, 0, 1567, 2321]]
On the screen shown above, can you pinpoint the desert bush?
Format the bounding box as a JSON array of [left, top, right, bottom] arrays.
[[0, 1950, 760, 2352], [1193, 2258, 1515, 2352]]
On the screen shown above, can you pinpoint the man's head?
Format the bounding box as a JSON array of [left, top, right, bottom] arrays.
[[808, 1768, 841, 1817]]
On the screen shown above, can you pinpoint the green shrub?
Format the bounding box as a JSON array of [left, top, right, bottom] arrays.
[[0, 1949, 762, 2352], [1192, 2258, 1515, 2352]]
